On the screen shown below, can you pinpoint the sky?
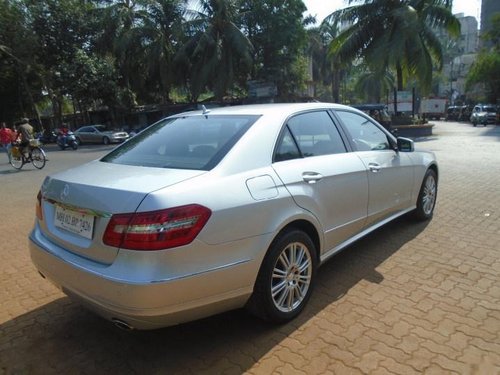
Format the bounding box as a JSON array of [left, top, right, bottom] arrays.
[[303, 0, 482, 25]]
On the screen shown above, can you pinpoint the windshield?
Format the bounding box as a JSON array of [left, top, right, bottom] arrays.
[[101, 115, 259, 170]]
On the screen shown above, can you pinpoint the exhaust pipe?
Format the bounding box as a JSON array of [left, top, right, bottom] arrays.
[[111, 318, 134, 331]]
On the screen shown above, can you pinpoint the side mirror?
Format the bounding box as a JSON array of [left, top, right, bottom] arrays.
[[397, 137, 414, 152]]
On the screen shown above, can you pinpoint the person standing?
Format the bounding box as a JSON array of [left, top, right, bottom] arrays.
[[0, 122, 13, 162]]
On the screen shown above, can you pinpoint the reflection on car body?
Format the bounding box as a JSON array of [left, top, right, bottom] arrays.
[[29, 103, 438, 330], [350, 104, 392, 130]]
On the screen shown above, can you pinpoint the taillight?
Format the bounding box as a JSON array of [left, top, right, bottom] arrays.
[[36, 190, 43, 220], [103, 204, 211, 250]]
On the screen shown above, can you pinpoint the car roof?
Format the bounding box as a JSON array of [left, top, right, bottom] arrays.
[[170, 102, 356, 117]]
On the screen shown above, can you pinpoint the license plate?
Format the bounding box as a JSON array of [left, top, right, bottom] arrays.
[[54, 205, 95, 240]]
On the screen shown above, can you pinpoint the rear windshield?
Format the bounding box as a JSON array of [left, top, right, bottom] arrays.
[[101, 115, 258, 170]]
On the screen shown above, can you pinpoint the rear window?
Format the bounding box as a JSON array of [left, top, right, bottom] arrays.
[[101, 115, 258, 170]]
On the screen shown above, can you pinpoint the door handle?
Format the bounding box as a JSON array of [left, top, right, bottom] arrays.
[[302, 172, 323, 184], [368, 163, 381, 173]]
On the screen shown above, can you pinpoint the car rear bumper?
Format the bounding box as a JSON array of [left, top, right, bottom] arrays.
[[29, 227, 261, 330]]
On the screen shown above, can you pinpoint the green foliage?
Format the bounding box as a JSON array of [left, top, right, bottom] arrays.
[[354, 68, 395, 103], [327, 0, 460, 94], [0, 0, 316, 119], [239, 0, 310, 96], [465, 14, 500, 103]]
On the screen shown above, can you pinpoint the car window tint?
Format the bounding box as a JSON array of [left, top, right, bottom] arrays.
[[275, 127, 301, 162], [101, 115, 258, 170], [336, 111, 390, 151], [286, 111, 347, 157]]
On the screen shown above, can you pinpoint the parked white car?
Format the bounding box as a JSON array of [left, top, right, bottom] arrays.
[[470, 104, 498, 126]]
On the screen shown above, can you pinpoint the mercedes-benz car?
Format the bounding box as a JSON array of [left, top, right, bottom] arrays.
[[74, 124, 129, 145], [29, 103, 438, 330]]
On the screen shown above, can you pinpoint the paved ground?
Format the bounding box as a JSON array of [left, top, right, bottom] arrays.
[[0, 121, 499, 374]]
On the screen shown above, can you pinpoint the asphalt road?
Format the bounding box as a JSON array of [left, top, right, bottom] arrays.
[[1, 122, 499, 374]]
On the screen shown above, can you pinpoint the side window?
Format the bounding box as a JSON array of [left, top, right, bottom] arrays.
[[287, 111, 347, 157], [275, 127, 301, 162], [336, 111, 391, 151]]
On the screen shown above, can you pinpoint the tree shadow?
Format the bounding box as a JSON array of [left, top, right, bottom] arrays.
[[0, 216, 429, 373]]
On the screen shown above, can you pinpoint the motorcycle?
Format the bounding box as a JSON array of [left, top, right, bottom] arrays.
[[37, 130, 58, 144], [57, 131, 78, 150]]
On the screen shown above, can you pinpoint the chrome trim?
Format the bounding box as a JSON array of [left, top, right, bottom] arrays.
[[45, 198, 112, 218], [30, 229, 250, 284]]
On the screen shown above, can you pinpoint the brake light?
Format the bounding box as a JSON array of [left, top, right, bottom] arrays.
[[36, 190, 43, 220], [103, 204, 211, 250]]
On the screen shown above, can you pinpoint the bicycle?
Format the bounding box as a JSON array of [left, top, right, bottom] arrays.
[[10, 139, 47, 170]]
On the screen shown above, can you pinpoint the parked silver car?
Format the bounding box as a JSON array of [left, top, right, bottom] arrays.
[[470, 104, 497, 126], [74, 124, 129, 145], [29, 103, 438, 330]]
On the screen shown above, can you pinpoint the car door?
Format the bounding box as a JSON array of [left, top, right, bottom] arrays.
[[272, 110, 369, 255], [78, 126, 94, 143], [334, 110, 414, 227]]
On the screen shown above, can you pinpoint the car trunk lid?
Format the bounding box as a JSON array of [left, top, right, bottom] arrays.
[[39, 160, 205, 264]]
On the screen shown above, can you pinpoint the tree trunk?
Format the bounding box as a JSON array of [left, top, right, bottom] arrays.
[[332, 64, 340, 103], [397, 63, 403, 91], [15, 64, 42, 131]]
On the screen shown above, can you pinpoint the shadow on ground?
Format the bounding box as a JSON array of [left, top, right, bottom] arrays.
[[0, 216, 429, 373]]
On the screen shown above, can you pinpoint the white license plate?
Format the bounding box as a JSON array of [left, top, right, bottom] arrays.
[[54, 205, 95, 240]]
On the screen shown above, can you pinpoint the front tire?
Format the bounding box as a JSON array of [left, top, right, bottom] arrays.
[[413, 169, 437, 221], [103, 137, 110, 145], [247, 230, 317, 323], [31, 147, 46, 169]]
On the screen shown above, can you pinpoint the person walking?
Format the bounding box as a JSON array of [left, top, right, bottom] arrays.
[[0, 122, 14, 162]]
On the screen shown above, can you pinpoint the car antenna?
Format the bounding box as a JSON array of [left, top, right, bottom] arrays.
[[201, 105, 210, 117]]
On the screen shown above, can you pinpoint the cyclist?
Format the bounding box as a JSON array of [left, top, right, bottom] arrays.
[[15, 118, 34, 156]]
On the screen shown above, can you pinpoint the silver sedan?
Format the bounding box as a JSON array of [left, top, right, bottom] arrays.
[[74, 124, 129, 145], [29, 103, 438, 330]]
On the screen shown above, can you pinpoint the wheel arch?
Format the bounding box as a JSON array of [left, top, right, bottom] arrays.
[[428, 163, 438, 181], [273, 219, 321, 263]]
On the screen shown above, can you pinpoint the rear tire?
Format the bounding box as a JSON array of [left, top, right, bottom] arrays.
[[412, 169, 437, 221], [10, 154, 23, 169], [247, 230, 317, 323]]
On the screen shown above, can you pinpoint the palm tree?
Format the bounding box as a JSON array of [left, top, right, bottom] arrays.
[[354, 68, 394, 102], [141, 0, 187, 103], [326, 0, 460, 94], [178, 0, 253, 102], [97, 0, 148, 108]]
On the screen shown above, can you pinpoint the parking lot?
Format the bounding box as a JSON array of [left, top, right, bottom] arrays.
[[1, 121, 499, 374]]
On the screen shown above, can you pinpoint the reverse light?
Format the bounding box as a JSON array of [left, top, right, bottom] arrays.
[[103, 204, 211, 250], [36, 190, 43, 221]]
